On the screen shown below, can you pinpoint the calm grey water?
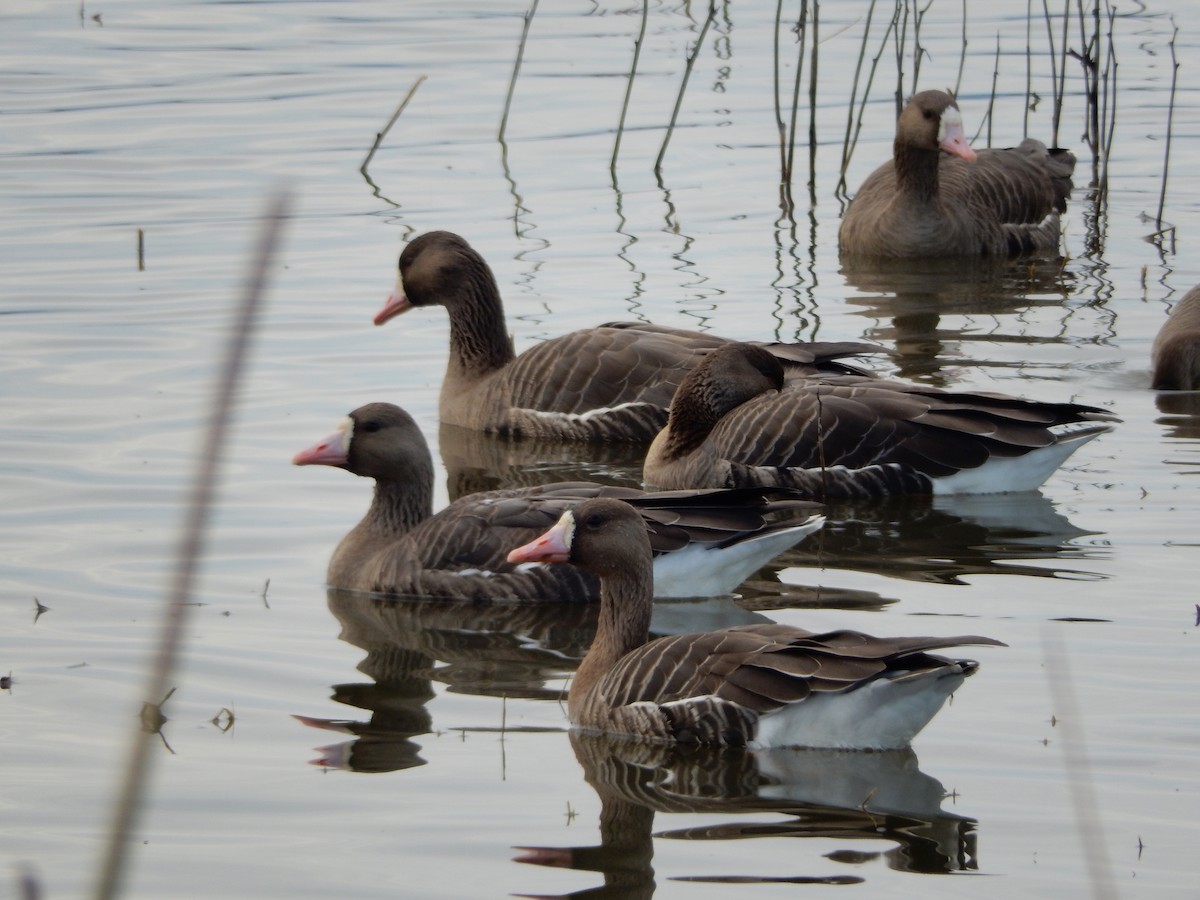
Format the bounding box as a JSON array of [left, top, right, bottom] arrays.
[[3, 1, 1199, 897]]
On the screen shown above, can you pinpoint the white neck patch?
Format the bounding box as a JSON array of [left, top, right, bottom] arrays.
[[938, 106, 964, 141], [559, 510, 578, 550]]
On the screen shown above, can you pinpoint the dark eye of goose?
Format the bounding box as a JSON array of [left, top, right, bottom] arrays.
[[583, 512, 605, 529], [361, 419, 382, 434]]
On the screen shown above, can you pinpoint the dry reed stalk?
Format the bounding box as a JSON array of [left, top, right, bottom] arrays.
[[773, 0, 787, 185], [891, 1, 909, 116], [499, 0, 539, 143], [1039, 0, 1062, 145], [92, 192, 289, 900], [654, 0, 717, 177], [611, 0, 649, 179], [1156, 19, 1178, 230], [805, 0, 820, 201], [360, 75, 428, 177], [955, 0, 968, 97], [837, 0, 897, 196], [1024, 0, 1033, 135], [985, 34, 1001, 146], [783, 2, 810, 195]]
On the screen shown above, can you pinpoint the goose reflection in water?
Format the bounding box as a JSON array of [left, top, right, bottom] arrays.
[[1155, 390, 1200, 444], [295, 588, 597, 773], [839, 254, 1079, 384], [514, 731, 977, 897], [296, 582, 896, 773], [440, 425, 1106, 592]]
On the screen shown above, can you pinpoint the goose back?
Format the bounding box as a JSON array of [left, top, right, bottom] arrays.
[[839, 90, 1075, 258], [506, 497, 1002, 749], [1152, 285, 1200, 390], [376, 230, 883, 441], [294, 402, 824, 600], [643, 343, 1116, 497]]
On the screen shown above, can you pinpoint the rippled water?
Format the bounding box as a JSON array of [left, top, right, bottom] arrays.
[[3, 1, 1199, 897]]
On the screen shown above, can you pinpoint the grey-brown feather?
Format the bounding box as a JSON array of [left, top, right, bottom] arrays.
[[1152, 284, 1200, 390], [321, 403, 822, 601], [644, 343, 1114, 496]]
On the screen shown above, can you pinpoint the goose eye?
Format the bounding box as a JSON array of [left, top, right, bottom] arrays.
[[583, 513, 604, 529], [361, 420, 382, 434]]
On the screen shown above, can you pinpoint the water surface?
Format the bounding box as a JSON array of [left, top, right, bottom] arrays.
[[3, 2, 1199, 897]]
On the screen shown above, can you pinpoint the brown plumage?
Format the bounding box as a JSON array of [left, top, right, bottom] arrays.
[[839, 90, 1075, 258], [293, 403, 824, 601], [1152, 285, 1200, 390], [506, 498, 1003, 749], [642, 343, 1116, 497], [373, 230, 880, 442]]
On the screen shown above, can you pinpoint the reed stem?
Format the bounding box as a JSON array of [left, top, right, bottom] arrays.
[[499, 0, 540, 143], [655, 0, 716, 177], [93, 192, 289, 900], [360, 75, 428, 176], [611, 0, 649, 179]]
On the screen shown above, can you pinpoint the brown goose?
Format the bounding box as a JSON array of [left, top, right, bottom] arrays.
[[1152, 285, 1200, 390], [642, 342, 1116, 497], [293, 403, 824, 600], [506, 497, 1003, 749], [373, 230, 879, 442], [839, 90, 1075, 258]]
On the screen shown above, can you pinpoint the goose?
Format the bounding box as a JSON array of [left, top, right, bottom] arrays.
[[839, 90, 1075, 258], [642, 342, 1116, 497], [293, 402, 824, 600], [373, 230, 880, 442], [506, 497, 1003, 749], [1152, 285, 1200, 390]]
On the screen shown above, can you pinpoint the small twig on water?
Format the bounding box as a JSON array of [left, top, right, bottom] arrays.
[[136, 228, 144, 271], [360, 75, 428, 178]]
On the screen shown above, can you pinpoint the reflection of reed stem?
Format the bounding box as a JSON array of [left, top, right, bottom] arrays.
[[611, 0, 649, 179], [654, 0, 716, 177], [499, 0, 539, 143]]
